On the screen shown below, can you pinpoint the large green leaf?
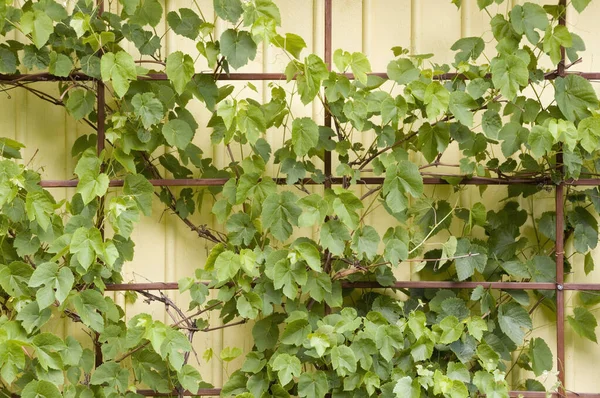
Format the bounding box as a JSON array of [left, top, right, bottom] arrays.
[[214, 0, 243, 23], [555, 75, 599, 122], [167, 8, 201, 40], [66, 90, 95, 121], [383, 161, 423, 213], [292, 117, 319, 157], [491, 54, 529, 100], [568, 306, 598, 343], [220, 29, 257, 69], [271, 353, 301, 385], [261, 192, 301, 242], [162, 119, 194, 149], [166, 51, 195, 95], [298, 371, 328, 398], [132, 92, 164, 128], [498, 302, 532, 345], [530, 338, 553, 377], [100, 51, 137, 97], [510, 3, 548, 44], [20, 10, 53, 49]]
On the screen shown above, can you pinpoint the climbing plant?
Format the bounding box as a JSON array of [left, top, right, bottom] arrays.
[[0, 0, 599, 397]]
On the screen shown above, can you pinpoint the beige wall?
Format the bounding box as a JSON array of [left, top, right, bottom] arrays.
[[2, 0, 600, 393]]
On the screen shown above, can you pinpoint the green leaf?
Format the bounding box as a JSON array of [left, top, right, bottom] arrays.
[[298, 371, 328, 398], [0, 46, 17, 74], [530, 337, 553, 376], [220, 29, 257, 69], [25, 191, 54, 231], [281, 319, 310, 345], [375, 325, 403, 362], [70, 227, 103, 270], [132, 92, 164, 128], [237, 292, 262, 319], [330, 345, 357, 376], [167, 8, 201, 40], [454, 238, 487, 281], [473, 371, 509, 398], [351, 226, 380, 260], [498, 302, 532, 345], [439, 316, 463, 344], [451, 37, 485, 63], [510, 3, 548, 44], [393, 376, 420, 398], [491, 54, 529, 100], [162, 119, 194, 150], [418, 123, 450, 162], [349, 52, 371, 85], [449, 91, 478, 127], [383, 161, 424, 213], [573, 0, 592, 12], [569, 207, 598, 253], [21, 380, 62, 398], [77, 173, 109, 204], [320, 219, 350, 256], [578, 116, 600, 153], [214, 251, 241, 282], [214, 0, 243, 23], [292, 117, 319, 157], [293, 239, 322, 272], [253, 315, 280, 351], [543, 25, 572, 65], [29, 262, 73, 306], [124, 174, 154, 216], [585, 252, 595, 276], [262, 192, 301, 241], [567, 307, 598, 343], [49, 51, 72, 77], [555, 75, 599, 122], [70, 290, 107, 332], [66, 90, 95, 120], [331, 189, 363, 229], [21, 10, 53, 49], [100, 51, 137, 97], [424, 81, 450, 121], [166, 51, 195, 95], [273, 33, 307, 59], [271, 353, 301, 385], [297, 54, 328, 104], [528, 125, 554, 157], [90, 362, 129, 391], [387, 59, 419, 85], [178, 364, 202, 393]]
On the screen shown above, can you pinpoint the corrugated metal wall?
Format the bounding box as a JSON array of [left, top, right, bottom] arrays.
[[2, 0, 600, 392]]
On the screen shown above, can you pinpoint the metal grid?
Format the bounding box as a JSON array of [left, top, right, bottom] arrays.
[[3, 0, 600, 396]]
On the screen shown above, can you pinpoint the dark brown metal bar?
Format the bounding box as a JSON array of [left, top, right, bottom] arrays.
[[323, 0, 333, 184], [4, 71, 600, 83], [555, 0, 567, 393], [105, 281, 561, 291], [37, 175, 560, 188], [132, 389, 600, 397]]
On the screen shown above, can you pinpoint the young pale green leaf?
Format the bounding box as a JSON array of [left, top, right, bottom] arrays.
[[568, 307, 598, 343], [387, 58, 419, 85], [375, 325, 403, 362], [166, 51, 195, 94], [393, 376, 421, 398], [215, 251, 241, 282], [424, 81, 450, 121], [21, 380, 62, 398], [177, 364, 202, 393], [543, 25, 572, 65], [383, 161, 424, 213], [70, 227, 103, 270], [49, 51, 72, 77], [100, 51, 137, 98], [349, 52, 371, 85], [220, 29, 257, 69], [320, 219, 350, 256], [273, 33, 307, 59], [20, 10, 53, 49], [271, 353, 301, 385], [330, 345, 357, 376], [124, 174, 154, 216], [25, 191, 54, 231], [351, 226, 380, 260], [77, 173, 109, 204]]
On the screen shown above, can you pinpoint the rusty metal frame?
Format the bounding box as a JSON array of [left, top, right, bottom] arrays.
[[3, 0, 600, 396]]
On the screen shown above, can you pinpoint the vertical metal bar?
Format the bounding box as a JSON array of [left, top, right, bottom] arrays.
[[324, 0, 333, 183], [556, 1, 567, 394]]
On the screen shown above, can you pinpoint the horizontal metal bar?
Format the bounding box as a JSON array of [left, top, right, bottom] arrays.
[[105, 281, 600, 292], [131, 389, 598, 397], [38, 175, 563, 188], [2, 71, 600, 83]]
